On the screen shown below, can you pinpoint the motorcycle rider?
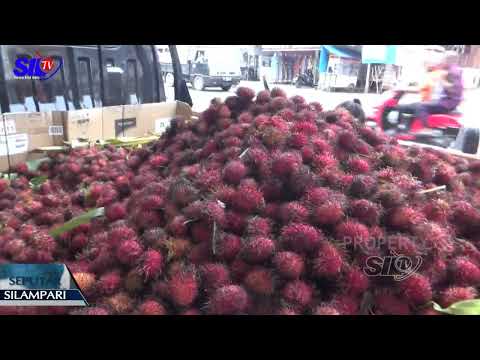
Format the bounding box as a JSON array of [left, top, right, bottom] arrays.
[[393, 48, 463, 128]]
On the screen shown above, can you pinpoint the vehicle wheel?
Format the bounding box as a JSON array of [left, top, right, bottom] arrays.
[[164, 73, 174, 87], [348, 83, 355, 92], [221, 85, 232, 91], [193, 76, 205, 91], [461, 128, 480, 154]]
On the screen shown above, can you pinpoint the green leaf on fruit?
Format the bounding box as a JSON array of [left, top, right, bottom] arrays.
[[50, 207, 105, 238], [431, 300, 480, 315], [29, 175, 48, 190]]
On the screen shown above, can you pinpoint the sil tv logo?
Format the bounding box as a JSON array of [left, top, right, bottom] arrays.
[[13, 50, 63, 80]]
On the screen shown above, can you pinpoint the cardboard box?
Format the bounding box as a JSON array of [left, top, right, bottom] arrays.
[[102, 102, 192, 139], [0, 111, 65, 172], [102, 105, 124, 140], [121, 105, 146, 137], [53, 108, 103, 142], [139, 101, 193, 135]]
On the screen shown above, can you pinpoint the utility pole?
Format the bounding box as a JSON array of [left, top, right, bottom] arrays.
[[364, 63, 371, 93]]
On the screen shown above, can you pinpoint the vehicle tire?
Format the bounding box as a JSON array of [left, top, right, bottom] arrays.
[[348, 83, 355, 92], [461, 128, 480, 154], [221, 85, 232, 91], [193, 76, 205, 91], [164, 73, 174, 87]]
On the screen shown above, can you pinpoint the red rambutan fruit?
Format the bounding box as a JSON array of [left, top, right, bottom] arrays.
[[387, 234, 421, 257], [245, 216, 272, 237], [281, 223, 323, 254], [335, 220, 370, 250], [349, 175, 377, 198], [291, 121, 318, 135], [438, 286, 478, 308], [140, 194, 164, 211], [230, 257, 252, 282], [434, 163, 456, 185], [139, 249, 164, 281], [208, 285, 249, 315], [105, 202, 127, 222], [374, 290, 411, 315], [225, 210, 247, 235], [216, 233, 242, 261], [166, 216, 188, 237], [116, 240, 143, 266], [236, 87, 255, 101], [270, 87, 287, 98], [222, 160, 248, 185], [217, 104, 231, 118], [231, 184, 265, 214], [273, 251, 304, 280], [278, 201, 309, 224], [107, 225, 136, 247], [343, 266, 369, 296], [288, 133, 309, 149], [311, 201, 345, 226], [346, 157, 371, 174], [359, 126, 387, 146], [70, 233, 88, 251], [271, 152, 302, 177], [300, 146, 315, 163], [168, 268, 199, 308], [270, 96, 288, 112], [282, 280, 313, 309], [191, 221, 213, 243], [387, 206, 425, 232], [4, 238, 26, 258], [98, 271, 122, 296], [187, 242, 213, 265], [241, 236, 275, 264], [106, 292, 133, 314], [311, 242, 344, 279], [329, 294, 359, 315], [149, 154, 169, 167], [244, 267, 275, 295], [256, 90, 271, 104], [302, 187, 332, 207], [312, 152, 338, 171], [138, 300, 167, 315], [451, 201, 480, 228], [349, 199, 381, 226], [398, 274, 432, 305], [200, 263, 231, 292], [450, 257, 480, 286], [413, 222, 454, 257], [277, 108, 295, 122]]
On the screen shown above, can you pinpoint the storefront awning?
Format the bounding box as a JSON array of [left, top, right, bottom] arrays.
[[322, 45, 361, 59]]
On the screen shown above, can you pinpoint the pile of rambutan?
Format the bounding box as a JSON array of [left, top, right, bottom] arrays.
[[2, 86, 480, 315]]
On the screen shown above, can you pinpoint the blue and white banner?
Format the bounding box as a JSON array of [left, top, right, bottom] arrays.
[[0, 264, 88, 306]]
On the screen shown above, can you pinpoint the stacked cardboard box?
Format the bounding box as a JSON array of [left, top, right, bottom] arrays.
[[0, 101, 192, 172]]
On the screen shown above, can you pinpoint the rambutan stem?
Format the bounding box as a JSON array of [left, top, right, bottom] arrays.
[[239, 147, 250, 159], [417, 185, 446, 195]]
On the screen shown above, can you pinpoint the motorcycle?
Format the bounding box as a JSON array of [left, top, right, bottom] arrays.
[[365, 90, 465, 149], [294, 69, 315, 88]]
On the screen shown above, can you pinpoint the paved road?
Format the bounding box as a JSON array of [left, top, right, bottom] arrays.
[[165, 80, 382, 114], [166, 80, 480, 128]]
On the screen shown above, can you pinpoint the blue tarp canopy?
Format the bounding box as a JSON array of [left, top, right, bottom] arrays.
[[322, 45, 361, 59], [318, 45, 361, 73]]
